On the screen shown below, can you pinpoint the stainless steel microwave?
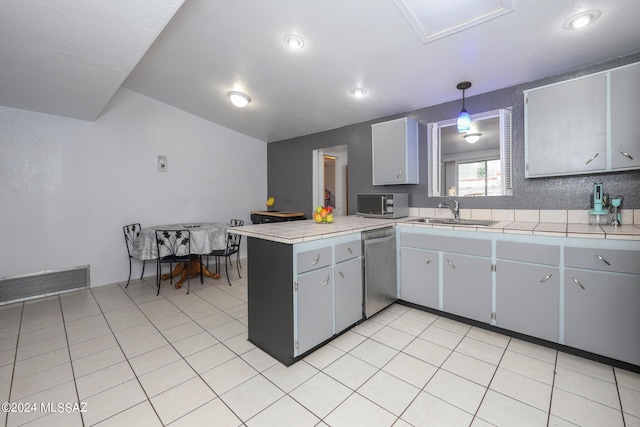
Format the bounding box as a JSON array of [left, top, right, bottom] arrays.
[[356, 193, 409, 218]]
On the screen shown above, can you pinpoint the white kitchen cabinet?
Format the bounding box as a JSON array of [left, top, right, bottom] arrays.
[[495, 241, 560, 342], [610, 62, 640, 170], [399, 246, 438, 308], [371, 117, 419, 185], [564, 246, 640, 366], [525, 61, 640, 177], [525, 73, 607, 177]]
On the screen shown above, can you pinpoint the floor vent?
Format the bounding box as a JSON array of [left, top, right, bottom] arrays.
[[0, 265, 90, 305]]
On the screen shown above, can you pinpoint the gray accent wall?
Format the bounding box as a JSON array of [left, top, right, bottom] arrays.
[[268, 52, 640, 217]]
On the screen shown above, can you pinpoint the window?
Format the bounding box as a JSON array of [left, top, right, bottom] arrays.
[[457, 159, 502, 196]]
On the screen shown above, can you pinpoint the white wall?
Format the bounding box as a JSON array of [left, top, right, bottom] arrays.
[[0, 88, 267, 287]]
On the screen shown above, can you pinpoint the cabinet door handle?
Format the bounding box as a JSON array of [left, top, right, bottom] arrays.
[[594, 254, 610, 266], [396, 171, 403, 179], [571, 276, 585, 290], [425, 257, 434, 265], [322, 275, 330, 286], [312, 254, 320, 265], [446, 258, 456, 269], [619, 149, 634, 160], [339, 271, 344, 279], [585, 152, 599, 165], [347, 247, 353, 254], [539, 273, 552, 283]]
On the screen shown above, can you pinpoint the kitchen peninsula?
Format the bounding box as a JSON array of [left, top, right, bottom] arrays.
[[232, 211, 640, 370], [231, 216, 396, 365]]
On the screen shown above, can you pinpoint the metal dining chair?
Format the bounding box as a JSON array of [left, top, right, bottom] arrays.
[[210, 219, 244, 286], [123, 223, 146, 288], [155, 229, 200, 295]]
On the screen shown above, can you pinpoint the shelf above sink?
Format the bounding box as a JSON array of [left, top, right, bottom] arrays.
[[410, 218, 498, 227]]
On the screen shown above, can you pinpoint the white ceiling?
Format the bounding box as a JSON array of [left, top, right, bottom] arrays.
[[2, 0, 640, 142]]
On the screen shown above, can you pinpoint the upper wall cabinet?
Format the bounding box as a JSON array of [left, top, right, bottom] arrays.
[[371, 117, 419, 185], [610, 63, 640, 170], [524, 61, 640, 178]]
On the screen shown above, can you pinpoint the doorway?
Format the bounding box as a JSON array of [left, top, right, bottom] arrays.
[[312, 145, 348, 216]]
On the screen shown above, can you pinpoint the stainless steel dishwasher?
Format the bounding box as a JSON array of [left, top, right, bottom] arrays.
[[362, 226, 397, 318]]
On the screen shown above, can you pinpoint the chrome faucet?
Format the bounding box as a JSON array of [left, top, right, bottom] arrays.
[[438, 199, 460, 220]]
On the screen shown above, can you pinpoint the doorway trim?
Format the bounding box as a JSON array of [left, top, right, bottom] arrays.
[[312, 145, 348, 216]]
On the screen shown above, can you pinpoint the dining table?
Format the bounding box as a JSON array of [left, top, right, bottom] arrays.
[[131, 222, 228, 289]]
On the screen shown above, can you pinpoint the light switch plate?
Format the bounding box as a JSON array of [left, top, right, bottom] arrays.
[[157, 155, 167, 172]]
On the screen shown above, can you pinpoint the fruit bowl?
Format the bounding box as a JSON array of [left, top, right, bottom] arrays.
[[314, 205, 334, 224]]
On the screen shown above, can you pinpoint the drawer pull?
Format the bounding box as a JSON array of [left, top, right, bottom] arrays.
[[312, 254, 320, 265], [539, 274, 552, 283], [446, 258, 456, 269], [571, 276, 585, 290], [347, 247, 353, 254], [619, 149, 634, 160], [339, 271, 344, 279], [425, 257, 434, 265], [594, 254, 610, 266], [585, 152, 599, 165], [322, 275, 330, 286]]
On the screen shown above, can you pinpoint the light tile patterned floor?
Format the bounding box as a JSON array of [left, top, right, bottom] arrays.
[[0, 260, 638, 426]]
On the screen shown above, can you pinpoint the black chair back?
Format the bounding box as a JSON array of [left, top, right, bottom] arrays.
[[155, 229, 191, 261], [123, 223, 142, 258], [123, 223, 145, 287]]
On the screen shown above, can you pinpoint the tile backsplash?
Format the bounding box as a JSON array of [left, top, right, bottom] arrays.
[[409, 208, 640, 225]]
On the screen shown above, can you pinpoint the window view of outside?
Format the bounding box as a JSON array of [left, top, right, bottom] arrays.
[[457, 159, 501, 196]]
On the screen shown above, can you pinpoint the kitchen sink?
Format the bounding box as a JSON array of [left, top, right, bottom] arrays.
[[410, 218, 498, 227]]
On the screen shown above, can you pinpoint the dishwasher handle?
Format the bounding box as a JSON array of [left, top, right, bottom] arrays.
[[364, 234, 395, 246]]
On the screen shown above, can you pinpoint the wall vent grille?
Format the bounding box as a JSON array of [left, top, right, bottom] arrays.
[[0, 266, 90, 305]]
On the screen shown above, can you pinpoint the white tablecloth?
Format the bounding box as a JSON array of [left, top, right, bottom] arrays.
[[131, 223, 228, 260]]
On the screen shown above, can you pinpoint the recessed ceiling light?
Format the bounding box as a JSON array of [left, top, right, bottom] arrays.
[[563, 10, 601, 30], [283, 34, 304, 49], [228, 91, 251, 108], [351, 88, 367, 98]]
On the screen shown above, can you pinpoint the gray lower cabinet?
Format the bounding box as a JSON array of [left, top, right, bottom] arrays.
[[248, 233, 364, 366], [442, 253, 492, 323], [564, 246, 640, 366], [495, 241, 560, 342], [564, 269, 640, 366], [399, 232, 492, 323], [334, 257, 363, 333], [399, 247, 438, 308], [496, 261, 559, 342], [296, 266, 334, 355]]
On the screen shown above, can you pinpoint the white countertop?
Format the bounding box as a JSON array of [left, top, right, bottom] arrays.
[[399, 218, 640, 241], [230, 216, 397, 244], [231, 215, 640, 243]]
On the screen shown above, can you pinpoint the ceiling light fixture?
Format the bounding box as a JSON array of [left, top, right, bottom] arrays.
[[283, 34, 304, 49], [228, 91, 251, 108], [463, 133, 482, 144], [351, 87, 367, 98], [563, 10, 601, 30], [456, 81, 472, 132]]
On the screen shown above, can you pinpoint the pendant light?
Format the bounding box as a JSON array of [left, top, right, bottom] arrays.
[[456, 81, 472, 132]]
